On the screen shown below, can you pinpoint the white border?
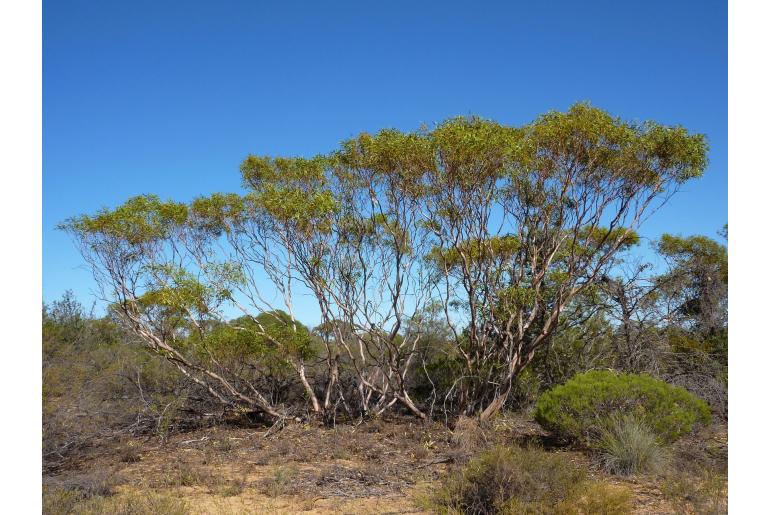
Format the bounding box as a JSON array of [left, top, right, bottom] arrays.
[[0, 0, 42, 508], [2, 0, 763, 509], [729, 0, 770, 511]]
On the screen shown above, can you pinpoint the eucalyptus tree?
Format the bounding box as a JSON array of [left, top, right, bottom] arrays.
[[357, 104, 707, 420], [62, 195, 293, 418], [652, 231, 728, 417], [63, 103, 708, 423], [655, 233, 728, 337], [237, 150, 436, 419]]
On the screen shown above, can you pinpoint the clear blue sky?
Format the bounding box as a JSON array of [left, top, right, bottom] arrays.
[[43, 0, 727, 318]]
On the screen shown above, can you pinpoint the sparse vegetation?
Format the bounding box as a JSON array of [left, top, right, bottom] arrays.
[[43, 488, 188, 515], [262, 465, 299, 497], [661, 469, 727, 515], [425, 445, 632, 514], [561, 482, 633, 515]]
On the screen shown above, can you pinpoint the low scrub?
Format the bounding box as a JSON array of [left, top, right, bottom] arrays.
[[563, 481, 633, 515], [597, 414, 668, 476], [262, 465, 299, 497], [427, 445, 632, 514], [661, 469, 727, 515], [533, 370, 710, 445], [43, 488, 188, 515]]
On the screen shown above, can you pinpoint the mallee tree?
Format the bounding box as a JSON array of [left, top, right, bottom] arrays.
[[63, 103, 708, 423]]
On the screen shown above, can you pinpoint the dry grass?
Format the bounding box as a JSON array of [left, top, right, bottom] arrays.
[[660, 469, 727, 515], [260, 465, 299, 497]]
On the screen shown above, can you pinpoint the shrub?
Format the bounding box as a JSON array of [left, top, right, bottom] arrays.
[[597, 414, 668, 476], [429, 445, 586, 514], [43, 298, 195, 472], [533, 370, 710, 445]]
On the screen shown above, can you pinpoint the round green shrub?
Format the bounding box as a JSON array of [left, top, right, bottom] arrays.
[[533, 370, 710, 445]]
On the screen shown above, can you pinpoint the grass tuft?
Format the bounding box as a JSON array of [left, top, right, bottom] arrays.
[[597, 414, 669, 476]]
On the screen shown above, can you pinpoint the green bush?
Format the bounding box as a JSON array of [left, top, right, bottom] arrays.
[[533, 370, 710, 445], [597, 414, 668, 476]]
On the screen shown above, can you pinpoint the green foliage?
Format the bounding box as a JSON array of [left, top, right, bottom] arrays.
[[241, 154, 339, 236], [528, 315, 616, 390], [668, 327, 728, 367], [256, 184, 338, 234], [575, 226, 640, 252], [337, 128, 434, 196], [430, 116, 522, 190], [61, 194, 188, 246], [520, 103, 707, 186], [200, 311, 319, 363], [139, 265, 213, 314], [658, 234, 727, 289], [597, 414, 668, 476], [427, 445, 632, 515], [137, 262, 244, 319], [492, 285, 537, 315], [505, 367, 543, 409], [533, 370, 710, 445], [189, 192, 247, 234], [43, 290, 88, 346], [428, 235, 521, 271], [250, 310, 318, 359], [656, 233, 728, 334], [241, 154, 330, 187]]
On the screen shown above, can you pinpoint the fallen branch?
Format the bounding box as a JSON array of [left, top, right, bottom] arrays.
[[178, 436, 209, 445]]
